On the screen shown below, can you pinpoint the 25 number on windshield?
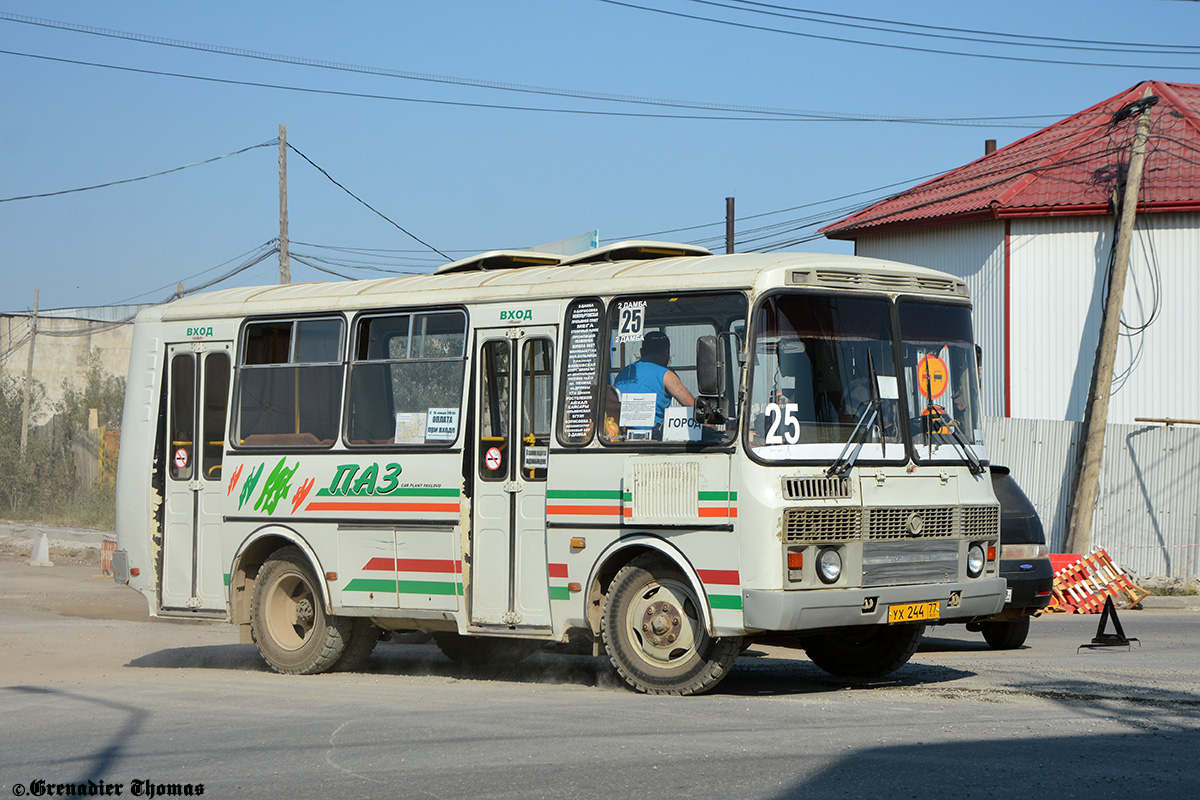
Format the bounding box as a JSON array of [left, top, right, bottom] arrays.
[[764, 402, 801, 445]]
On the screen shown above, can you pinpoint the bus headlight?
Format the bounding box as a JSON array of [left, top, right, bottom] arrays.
[[816, 548, 842, 584], [967, 543, 985, 578]]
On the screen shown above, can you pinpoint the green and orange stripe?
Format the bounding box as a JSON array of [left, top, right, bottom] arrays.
[[344, 556, 464, 596]]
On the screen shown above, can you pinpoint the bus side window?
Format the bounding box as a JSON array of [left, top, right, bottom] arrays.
[[236, 317, 344, 448], [346, 310, 467, 446], [479, 339, 510, 481]]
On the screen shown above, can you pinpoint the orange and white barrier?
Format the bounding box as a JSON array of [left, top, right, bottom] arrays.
[[99, 534, 117, 577], [1048, 548, 1148, 614]]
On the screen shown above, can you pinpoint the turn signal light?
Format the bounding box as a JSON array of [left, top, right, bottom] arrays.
[[570, 537, 586, 550], [326, 572, 338, 580], [568, 582, 582, 593], [787, 552, 804, 570], [129, 568, 140, 576], [986, 545, 997, 561]]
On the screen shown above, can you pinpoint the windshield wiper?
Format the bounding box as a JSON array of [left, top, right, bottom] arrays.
[[826, 352, 884, 478], [918, 355, 983, 475], [923, 407, 986, 476]]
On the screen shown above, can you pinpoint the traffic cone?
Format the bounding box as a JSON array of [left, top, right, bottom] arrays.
[[27, 532, 54, 567]]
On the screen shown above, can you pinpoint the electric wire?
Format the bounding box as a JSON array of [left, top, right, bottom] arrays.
[[0, 140, 274, 203], [692, 0, 1200, 56], [597, 0, 1200, 71], [285, 142, 448, 260], [0, 14, 1061, 127]]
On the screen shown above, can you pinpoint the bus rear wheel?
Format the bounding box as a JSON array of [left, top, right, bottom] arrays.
[[601, 555, 742, 696], [250, 546, 352, 675], [804, 624, 924, 680]]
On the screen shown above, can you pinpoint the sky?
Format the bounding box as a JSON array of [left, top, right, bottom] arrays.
[[3, 0, 1200, 313]]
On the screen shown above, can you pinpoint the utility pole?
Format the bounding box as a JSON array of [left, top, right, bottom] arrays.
[[1065, 87, 1157, 554], [20, 287, 38, 453], [725, 197, 735, 254], [279, 124, 291, 284]]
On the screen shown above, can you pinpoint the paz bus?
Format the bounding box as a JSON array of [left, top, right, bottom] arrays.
[[113, 241, 1005, 695]]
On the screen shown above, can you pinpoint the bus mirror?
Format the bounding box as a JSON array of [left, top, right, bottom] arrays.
[[697, 335, 725, 395]]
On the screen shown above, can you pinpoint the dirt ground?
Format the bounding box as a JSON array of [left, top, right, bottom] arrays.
[[0, 536, 100, 567]]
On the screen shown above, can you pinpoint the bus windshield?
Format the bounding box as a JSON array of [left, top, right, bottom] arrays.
[[748, 293, 904, 463], [897, 300, 986, 465]]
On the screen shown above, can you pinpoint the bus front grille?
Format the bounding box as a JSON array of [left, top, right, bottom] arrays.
[[962, 505, 1000, 538], [783, 508, 862, 543], [866, 506, 956, 539], [782, 475, 851, 500]]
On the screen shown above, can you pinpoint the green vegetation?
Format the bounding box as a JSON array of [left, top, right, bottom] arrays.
[[0, 351, 125, 530]]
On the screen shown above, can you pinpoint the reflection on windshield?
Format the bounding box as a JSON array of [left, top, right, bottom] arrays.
[[748, 294, 902, 460]]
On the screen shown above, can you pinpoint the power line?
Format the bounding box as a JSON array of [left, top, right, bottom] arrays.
[[2, 48, 1042, 128], [696, 0, 1200, 55], [286, 143, 449, 260], [0, 140, 274, 203], [597, 0, 1200, 71], [0, 13, 1061, 127]]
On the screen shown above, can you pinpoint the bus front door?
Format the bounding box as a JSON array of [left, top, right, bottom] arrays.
[[161, 342, 232, 613], [470, 326, 557, 629]]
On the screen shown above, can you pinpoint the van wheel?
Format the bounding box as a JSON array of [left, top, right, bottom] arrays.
[[432, 633, 542, 667], [250, 546, 351, 674], [601, 554, 742, 696], [980, 617, 1030, 650], [804, 624, 924, 679]]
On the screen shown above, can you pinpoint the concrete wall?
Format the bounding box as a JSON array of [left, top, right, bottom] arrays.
[[0, 313, 135, 425]]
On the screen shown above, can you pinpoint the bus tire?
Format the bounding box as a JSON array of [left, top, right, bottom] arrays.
[[432, 633, 542, 667], [332, 618, 381, 672], [980, 617, 1030, 650], [804, 623, 924, 680], [601, 554, 742, 696], [250, 546, 351, 675]]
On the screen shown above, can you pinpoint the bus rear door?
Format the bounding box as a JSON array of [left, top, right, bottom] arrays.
[[161, 342, 232, 613]]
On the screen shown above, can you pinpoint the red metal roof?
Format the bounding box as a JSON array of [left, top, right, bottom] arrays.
[[823, 81, 1200, 239]]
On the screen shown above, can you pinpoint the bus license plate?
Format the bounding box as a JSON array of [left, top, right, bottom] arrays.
[[887, 601, 940, 624]]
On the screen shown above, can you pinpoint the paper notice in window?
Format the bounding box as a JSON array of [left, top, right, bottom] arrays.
[[618, 393, 657, 428], [425, 408, 459, 440], [394, 412, 426, 444], [662, 406, 701, 442]]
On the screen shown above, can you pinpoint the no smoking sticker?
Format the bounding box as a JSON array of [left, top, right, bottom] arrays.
[[485, 447, 503, 471], [174, 447, 189, 469]]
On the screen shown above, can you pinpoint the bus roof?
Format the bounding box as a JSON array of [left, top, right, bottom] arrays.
[[154, 247, 967, 322]]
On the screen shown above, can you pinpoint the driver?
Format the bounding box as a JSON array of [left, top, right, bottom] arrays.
[[613, 331, 695, 434]]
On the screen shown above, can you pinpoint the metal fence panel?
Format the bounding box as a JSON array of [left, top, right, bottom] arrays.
[[984, 416, 1200, 579]]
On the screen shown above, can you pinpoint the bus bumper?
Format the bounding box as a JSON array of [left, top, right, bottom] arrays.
[[742, 577, 1007, 632]]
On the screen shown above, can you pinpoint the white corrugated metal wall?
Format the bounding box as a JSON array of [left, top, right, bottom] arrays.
[[985, 416, 1200, 579], [1009, 212, 1200, 424]]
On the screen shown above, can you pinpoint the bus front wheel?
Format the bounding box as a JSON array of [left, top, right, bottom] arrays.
[[250, 546, 352, 674], [601, 554, 741, 696], [803, 623, 924, 680]]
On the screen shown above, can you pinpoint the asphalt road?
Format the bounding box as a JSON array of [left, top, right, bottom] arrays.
[[1, 561, 1198, 799]]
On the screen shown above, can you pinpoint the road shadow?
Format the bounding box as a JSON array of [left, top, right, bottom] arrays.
[[124, 637, 977, 697], [3, 685, 148, 782]]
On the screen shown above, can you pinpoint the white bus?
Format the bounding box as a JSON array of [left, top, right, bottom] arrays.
[[113, 241, 1005, 695]]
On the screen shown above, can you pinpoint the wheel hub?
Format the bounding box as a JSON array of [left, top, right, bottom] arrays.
[[642, 600, 682, 647], [294, 598, 314, 626]]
